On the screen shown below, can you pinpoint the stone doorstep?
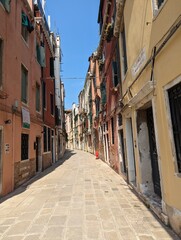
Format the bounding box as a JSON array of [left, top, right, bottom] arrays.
[[128, 184, 169, 226]]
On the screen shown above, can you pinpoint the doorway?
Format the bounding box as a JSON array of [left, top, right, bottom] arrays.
[[118, 129, 126, 173], [35, 137, 41, 172], [147, 107, 161, 197], [126, 118, 136, 185], [137, 106, 162, 198]]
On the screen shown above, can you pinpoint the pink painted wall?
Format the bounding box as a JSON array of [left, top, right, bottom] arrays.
[[0, 0, 42, 195]]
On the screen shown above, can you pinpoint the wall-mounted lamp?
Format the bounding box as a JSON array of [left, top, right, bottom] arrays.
[[4, 119, 11, 124]]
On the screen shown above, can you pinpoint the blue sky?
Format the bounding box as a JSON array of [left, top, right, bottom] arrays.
[[45, 0, 100, 109]]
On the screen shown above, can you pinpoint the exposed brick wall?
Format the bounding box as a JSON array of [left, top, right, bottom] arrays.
[[42, 153, 52, 170], [14, 158, 36, 188]]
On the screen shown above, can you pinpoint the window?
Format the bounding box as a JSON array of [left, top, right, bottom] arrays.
[[0, 39, 3, 88], [120, 24, 128, 78], [21, 11, 34, 42], [118, 113, 122, 127], [36, 44, 46, 67], [100, 82, 106, 105], [21, 65, 28, 103], [111, 117, 114, 144], [152, 0, 165, 16], [50, 57, 54, 77], [168, 81, 181, 173], [36, 83, 40, 112], [0, 0, 11, 13], [44, 126, 51, 152], [157, 0, 165, 9], [50, 93, 54, 115], [21, 12, 29, 42], [112, 61, 119, 87], [42, 81, 46, 109], [21, 134, 29, 160]]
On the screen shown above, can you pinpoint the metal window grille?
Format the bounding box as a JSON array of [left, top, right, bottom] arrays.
[[21, 134, 29, 160], [168, 81, 181, 172]]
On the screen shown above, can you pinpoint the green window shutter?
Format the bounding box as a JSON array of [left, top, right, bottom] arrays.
[[0, 0, 10, 13], [40, 46, 46, 67], [22, 12, 28, 26]]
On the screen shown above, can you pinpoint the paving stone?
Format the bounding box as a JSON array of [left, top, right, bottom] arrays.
[[41, 226, 64, 239], [5, 221, 31, 236], [24, 234, 41, 240], [48, 215, 67, 226], [104, 231, 121, 240], [118, 226, 137, 239], [65, 227, 83, 240], [0, 150, 178, 240]]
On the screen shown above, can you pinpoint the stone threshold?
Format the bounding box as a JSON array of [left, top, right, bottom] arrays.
[[128, 183, 169, 226]]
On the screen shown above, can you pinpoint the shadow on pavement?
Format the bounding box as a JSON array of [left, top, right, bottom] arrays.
[[0, 149, 76, 204]]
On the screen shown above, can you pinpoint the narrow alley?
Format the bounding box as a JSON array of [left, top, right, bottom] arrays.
[[0, 150, 179, 240]]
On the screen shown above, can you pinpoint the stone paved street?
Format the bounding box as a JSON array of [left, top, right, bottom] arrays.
[[0, 150, 180, 240]]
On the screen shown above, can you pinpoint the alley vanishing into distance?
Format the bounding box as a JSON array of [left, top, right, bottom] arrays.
[[0, 150, 179, 240]]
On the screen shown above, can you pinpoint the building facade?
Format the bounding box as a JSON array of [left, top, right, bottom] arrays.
[[0, 0, 65, 197], [0, 0, 43, 194], [115, 0, 181, 236]]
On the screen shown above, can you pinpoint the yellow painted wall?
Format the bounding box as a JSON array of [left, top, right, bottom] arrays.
[[122, 0, 181, 224]]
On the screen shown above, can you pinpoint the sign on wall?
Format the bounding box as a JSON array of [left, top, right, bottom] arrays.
[[131, 48, 146, 78], [22, 107, 30, 129]]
